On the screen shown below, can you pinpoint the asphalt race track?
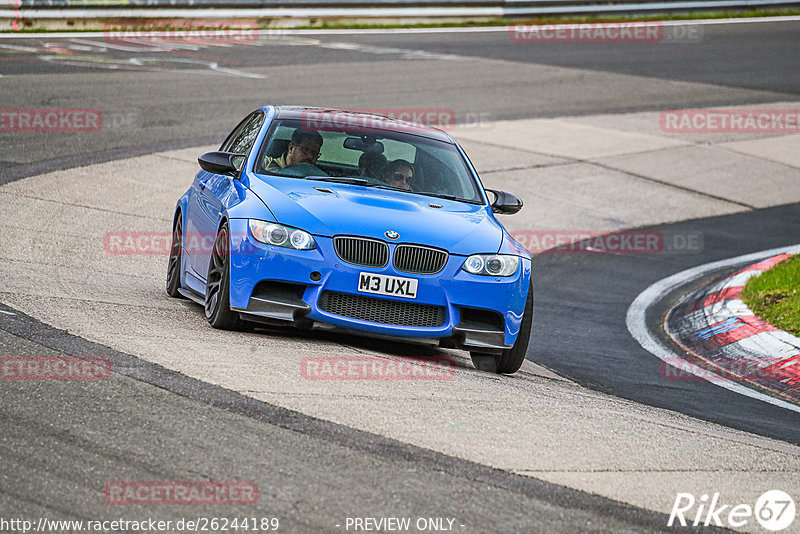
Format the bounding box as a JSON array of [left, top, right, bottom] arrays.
[[2, 20, 799, 182], [534, 202, 800, 444], [0, 306, 674, 532], [1, 18, 799, 532]]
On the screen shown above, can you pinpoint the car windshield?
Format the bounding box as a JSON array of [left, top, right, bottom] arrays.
[[253, 118, 483, 204]]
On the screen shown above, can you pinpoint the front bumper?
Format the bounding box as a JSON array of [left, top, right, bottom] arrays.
[[227, 219, 531, 351]]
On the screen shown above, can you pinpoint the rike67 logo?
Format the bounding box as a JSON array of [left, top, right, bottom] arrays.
[[669, 490, 795, 531]]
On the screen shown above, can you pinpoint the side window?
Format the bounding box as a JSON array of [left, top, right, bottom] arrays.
[[222, 112, 265, 169]]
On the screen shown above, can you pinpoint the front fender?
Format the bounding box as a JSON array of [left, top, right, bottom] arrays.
[[226, 180, 278, 223]]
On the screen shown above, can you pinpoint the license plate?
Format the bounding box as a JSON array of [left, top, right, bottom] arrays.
[[357, 272, 418, 299]]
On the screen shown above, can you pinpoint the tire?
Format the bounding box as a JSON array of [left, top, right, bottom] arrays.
[[470, 280, 533, 375], [205, 222, 245, 330], [166, 212, 185, 298]]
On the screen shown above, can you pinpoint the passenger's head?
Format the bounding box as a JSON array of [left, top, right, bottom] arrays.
[[286, 129, 323, 166], [358, 152, 387, 178], [385, 159, 415, 191]]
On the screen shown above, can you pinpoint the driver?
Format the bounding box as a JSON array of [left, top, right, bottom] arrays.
[[384, 159, 415, 191], [263, 128, 323, 172]]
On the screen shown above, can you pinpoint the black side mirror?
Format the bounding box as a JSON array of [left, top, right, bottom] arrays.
[[198, 151, 240, 176], [486, 189, 523, 214]]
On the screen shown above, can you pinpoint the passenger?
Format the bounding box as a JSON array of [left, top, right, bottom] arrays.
[[384, 159, 415, 191], [263, 128, 323, 172], [358, 152, 387, 179]]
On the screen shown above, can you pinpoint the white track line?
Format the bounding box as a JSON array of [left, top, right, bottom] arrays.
[[626, 244, 800, 414], [0, 16, 799, 39]]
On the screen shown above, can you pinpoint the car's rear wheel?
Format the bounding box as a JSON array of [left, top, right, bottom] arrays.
[[166, 213, 185, 298], [470, 280, 533, 374], [205, 222, 245, 330]]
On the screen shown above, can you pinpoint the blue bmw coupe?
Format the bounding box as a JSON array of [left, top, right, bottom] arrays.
[[167, 106, 532, 374]]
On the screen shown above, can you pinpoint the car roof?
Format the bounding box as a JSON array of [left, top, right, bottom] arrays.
[[268, 106, 455, 144]]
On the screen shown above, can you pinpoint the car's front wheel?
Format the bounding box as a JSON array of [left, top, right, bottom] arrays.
[[470, 280, 533, 374], [205, 222, 245, 330]]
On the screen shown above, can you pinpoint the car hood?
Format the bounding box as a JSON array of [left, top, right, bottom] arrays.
[[246, 175, 504, 255]]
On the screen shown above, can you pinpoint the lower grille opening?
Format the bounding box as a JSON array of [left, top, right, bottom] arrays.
[[240, 281, 311, 327], [458, 307, 505, 331], [318, 291, 446, 328], [251, 280, 306, 303]]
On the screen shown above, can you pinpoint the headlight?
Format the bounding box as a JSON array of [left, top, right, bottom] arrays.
[[248, 220, 316, 250], [462, 254, 519, 276]]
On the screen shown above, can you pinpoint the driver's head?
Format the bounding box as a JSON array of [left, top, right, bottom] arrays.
[[286, 129, 323, 166], [385, 159, 415, 191]]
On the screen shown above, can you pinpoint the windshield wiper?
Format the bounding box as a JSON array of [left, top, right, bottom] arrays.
[[420, 191, 459, 201], [371, 184, 408, 193], [372, 185, 476, 203], [307, 176, 370, 186], [300, 180, 477, 205], [263, 170, 302, 178]]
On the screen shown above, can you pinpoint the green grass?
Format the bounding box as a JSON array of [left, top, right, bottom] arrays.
[[742, 254, 800, 336], [288, 9, 800, 30], [5, 8, 800, 33]]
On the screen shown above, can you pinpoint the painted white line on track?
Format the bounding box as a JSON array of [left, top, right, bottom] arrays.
[[0, 310, 16, 315], [0, 15, 799, 39], [69, 37, 198, 52], [626, 244, 800, 414], [0, 42, 38, 50]]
